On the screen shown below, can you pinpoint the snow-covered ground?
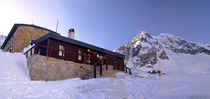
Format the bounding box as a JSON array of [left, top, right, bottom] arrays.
[[0, 50, 210, 99]]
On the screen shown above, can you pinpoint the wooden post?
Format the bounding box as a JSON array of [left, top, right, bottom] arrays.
[[49, 47, 52, 57], [46, 39, 50, 56], [106, 61, 108, 70], [26, 52, 28, 58], [121, 62, 124, 71], [104, 56, 108, 70], [113, 61, 116, 70], [30, 49, 32, 56], [94, 65, 96, 78], [116, 62, 119, 70], [100, 60, 102, 76], [113, 58, 115, 70], [34, 46, 37, 54]]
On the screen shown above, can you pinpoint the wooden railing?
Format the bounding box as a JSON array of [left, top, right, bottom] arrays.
[[24, 45, 38, 58], [24, 45, 95, 65], [24, 45, 132, 77], [124, 66, 132, 75]]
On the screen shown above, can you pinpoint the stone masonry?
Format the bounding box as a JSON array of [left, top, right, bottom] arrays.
[[3, 26, 50, 52], [27, 54, 120, 81], [27, 55, 94, 81]]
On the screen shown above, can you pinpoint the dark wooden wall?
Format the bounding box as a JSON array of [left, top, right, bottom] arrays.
[[36, 39, 125, 70]]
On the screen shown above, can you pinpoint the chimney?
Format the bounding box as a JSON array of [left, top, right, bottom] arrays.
[[68, 28, 75, 39]]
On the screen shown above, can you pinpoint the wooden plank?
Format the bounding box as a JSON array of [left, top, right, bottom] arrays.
[[100, 60, 102, 76], [46, 39, 50, 56], [26, 52, 28, 58], [30, 49, 32, 56], [106, 61, 108, 70], [94, 65, 96, 78], [27, 39, 126, 75]]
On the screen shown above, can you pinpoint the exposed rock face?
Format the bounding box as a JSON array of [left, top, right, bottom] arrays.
[[0, 35, 6, 47], [116, 32, 210, 68], [3, 26, 51, 52], [155, 34, 210, 55], [116, 32, 169, 68]]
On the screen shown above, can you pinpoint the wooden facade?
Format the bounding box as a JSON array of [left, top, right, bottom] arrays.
[[30, 39, 125, 69], [24, 33, 131, 77]]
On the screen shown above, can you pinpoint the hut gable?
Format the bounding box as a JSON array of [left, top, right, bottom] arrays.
[[1, 24, 59, 52]]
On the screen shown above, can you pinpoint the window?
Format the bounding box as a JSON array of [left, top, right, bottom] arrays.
[[78, 50, 82, 61], [87, 54, 91, 63], [83, 53, 91, 64], [59, 45, 65, 57]]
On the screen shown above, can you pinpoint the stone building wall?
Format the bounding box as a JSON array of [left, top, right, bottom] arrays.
[[27, 55, 120, 81], [96, 65, 120, 78], [27, 55, 94, 81], [3, 26, 51, 52]]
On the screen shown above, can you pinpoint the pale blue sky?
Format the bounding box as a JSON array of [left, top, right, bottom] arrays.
[[0, 0, 209, 50]]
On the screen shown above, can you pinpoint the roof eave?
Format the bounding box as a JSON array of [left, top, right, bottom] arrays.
[[32, 34, 125, 59]]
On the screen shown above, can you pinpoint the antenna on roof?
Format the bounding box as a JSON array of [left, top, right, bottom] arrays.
[[56, 20, 59, 32], [32, 19, 34, 25]]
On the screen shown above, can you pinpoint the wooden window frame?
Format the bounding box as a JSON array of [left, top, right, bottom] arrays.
[[59, 45, 65, 57], [78, 50, 82, 61]]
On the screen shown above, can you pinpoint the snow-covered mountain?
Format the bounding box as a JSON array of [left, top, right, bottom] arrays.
[[154, 34, 210, 55], [0, 35, 6, 48], [116, 32, 169, 68], [116, 32, 210, 68]]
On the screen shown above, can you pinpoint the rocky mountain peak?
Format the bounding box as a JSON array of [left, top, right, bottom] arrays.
[[127, 32, 152, 48], [116, 32, 169, 68], [116, 32, 210, 69], [154, 33, 210, 55], [135, 31, 152, 40]]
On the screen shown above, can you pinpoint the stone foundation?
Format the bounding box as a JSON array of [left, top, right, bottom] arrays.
[[96, 65, 120, 78], [27, 55, 120, 81], [27, 55, 94, 81]]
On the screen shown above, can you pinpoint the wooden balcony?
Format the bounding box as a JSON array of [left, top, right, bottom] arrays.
[[24, 44, 131, 78]]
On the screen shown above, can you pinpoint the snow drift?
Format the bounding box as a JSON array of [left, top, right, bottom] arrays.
[[0, 48, 210, 98], [0, 35, 6, 47]]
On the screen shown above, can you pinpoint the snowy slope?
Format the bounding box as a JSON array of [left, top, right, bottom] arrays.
[[153, 54, 210, 98], [0, 50, 210, 98], [0, 35, 6, 47]]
